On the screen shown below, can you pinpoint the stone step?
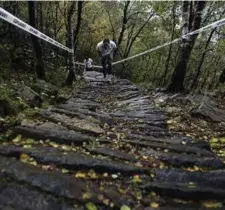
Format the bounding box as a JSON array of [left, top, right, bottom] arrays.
[[140, 149, 224, 169], [0, 156, 134, 208], [14, 123, 95, 145], [0, 181, 75, 210], [86, 146, 138, 162], [0, 145, 146, 174], [39, 110, 104, 135], [123, 139, 214, 157]]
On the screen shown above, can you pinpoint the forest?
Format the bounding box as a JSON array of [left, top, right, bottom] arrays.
[[1, 1, 225, 91], [1, 1, 225, 210]]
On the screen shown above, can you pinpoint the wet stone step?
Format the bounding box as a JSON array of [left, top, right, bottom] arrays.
[[141, 181, 225, 200], [86, 146, 138, 162], [0, 156, 135, 208], [0, 145, 146, 174], [123, 139, 214, 156], [55, 105, 114, 125], [40, 110, 104, 135], [14, 122, 95, 145], [50, 107, 101, 124], [140, 149, 224, 169], [127, 133, 210, 149], [154, 168, 225, 188], [0, 180, 75, 210]]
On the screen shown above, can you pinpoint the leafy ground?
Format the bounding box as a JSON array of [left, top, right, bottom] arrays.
[[151, 91, 225, 161], [0, 71, 225, 210]]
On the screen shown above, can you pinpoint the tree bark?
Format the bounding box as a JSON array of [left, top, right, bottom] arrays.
[[167, 1, 206, 93], [191, 28, 216, 89], [162, 3, 176, 86], [65, 2, 76, 86], [219, 68, 225, 84], [73, 1, 84, 53], [28, 1, 45, 79]]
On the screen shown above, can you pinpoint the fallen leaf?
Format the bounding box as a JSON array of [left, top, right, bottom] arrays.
[[202, 201, 223, 208], [111, 174, 118, 179], [85, 202, 97, 210], [132, 175, 142, 183], [49, 141, 59, 148], [151, 202, 159, 208], [23, 145, 32, 149], [12, 134, 22, 143], [19, 153, 30, 163], [120, 205, 131, 210], [62, 168, 69, 173], [75, 171, 86, 178], [82, 192, 92, 200], [25, 138, 35, 144]]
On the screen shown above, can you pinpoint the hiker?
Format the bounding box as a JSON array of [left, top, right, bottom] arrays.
[[84, 56, 93, 72], [96, 38, 117, 78]]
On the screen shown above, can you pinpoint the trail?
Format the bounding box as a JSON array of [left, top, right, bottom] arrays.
[[0, 71, 224, 209]]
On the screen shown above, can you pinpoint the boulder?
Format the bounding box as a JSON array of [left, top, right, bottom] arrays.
[[191, 102, 225, 123], [14, 85, 42, 107], [32, 79, 58, 97]]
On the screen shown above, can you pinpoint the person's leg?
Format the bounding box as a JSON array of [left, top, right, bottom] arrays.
[[106, 55, 112, 75], [101, 56, 107, 78]]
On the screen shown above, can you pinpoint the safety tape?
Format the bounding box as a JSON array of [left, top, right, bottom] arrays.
[[2, 6, 225, 68], [76, 17, 225, 67], [112, 17, 225, 65], [0, 7, 73, 53], [75, 61, 102, 69]]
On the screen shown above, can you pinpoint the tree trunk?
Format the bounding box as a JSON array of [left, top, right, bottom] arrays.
[[167, 1, 206, 93], [162, 3, 176, 86], [191, 28, 216, 89], [65, 2, 76, 86], [219, 68, 225, 84], [28, 1, 45, 80], [74, 1, 84, 53]]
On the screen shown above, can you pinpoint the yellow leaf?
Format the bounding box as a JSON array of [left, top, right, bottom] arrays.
[[194, 166, 199, 171], [61, 145, 71, 151], [220, 137, 225, 143], [151, 202, 159, 208], [62, 168, 69, 173], [75, 171, 86, 178], [82, 192, 92, 200], [166, 120, 173, 124], [202, 201, 223, 208], [49, 141, 58, 148], [85, 202, 97, 210], [23, 145, 32, 149], [120, 205, 131, 210], [12, 134, 22, 143], [29, 160, 37, 166], [19, 153, 30, 163], [210, 137, 218, 144], [132, 175, 142, 183], [25, 138, 35, 144]]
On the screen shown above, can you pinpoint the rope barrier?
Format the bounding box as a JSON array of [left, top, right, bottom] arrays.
[[1, 7, 225, 69], [0, 7, 73, 53]]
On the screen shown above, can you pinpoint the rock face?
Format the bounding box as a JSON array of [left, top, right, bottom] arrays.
[[15, 85, 42, 107], [32, 79, 58, 96], [1, 72, 225, 209], [0, 99, 15, 116], [191, 102, 225, 123]]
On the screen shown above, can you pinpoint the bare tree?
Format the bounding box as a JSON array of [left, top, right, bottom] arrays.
[[167, 1, 206, 92], [65, 2, 76, 86], [28, 1, 45, 79]]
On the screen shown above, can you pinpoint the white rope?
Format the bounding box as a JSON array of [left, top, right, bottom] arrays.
[[112, 17, 225, 65], [0, 7, 73, 53], [2, 6, 225, 68]]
